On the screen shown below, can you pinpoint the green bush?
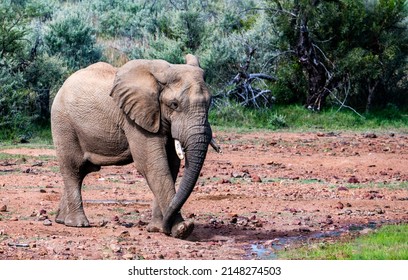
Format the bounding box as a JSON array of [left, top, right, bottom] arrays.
[[0, 68, 37, 140], [44, 12, 102, 70]]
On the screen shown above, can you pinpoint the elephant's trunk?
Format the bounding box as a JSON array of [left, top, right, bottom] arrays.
[[163, 125, 211, 234]]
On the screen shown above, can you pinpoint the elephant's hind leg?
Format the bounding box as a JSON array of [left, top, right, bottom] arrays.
[[55, 174, 90, 227], [55, 152, 100, 227]]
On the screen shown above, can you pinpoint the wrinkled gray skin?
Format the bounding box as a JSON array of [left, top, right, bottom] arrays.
[[51, 55, 212, 239]]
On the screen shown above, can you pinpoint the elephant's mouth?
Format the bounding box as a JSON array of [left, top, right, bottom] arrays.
[[174, 138, 221, 160]]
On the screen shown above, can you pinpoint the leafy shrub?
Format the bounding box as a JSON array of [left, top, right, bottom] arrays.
[[0, 67, 37, 139], [268, 113, 287, 129], [44, 12, 102, 70]]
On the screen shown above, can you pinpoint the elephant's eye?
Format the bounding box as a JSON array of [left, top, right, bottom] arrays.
[[169, 101, 179, 110]]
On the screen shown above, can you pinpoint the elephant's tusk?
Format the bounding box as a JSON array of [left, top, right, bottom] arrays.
[[210, 138, 222, 154], [174, 139, 185, 160]]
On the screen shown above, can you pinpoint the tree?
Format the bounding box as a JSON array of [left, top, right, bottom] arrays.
[[265, 0, 408, 112], [0, 1, 29, 63]]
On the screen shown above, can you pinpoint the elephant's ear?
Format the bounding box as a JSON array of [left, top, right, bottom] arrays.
[[110, 62, 161, 133], [185, 54, 200, 67]]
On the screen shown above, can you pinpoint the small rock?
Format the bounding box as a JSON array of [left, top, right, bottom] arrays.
[[360, 228, 373, 235], [0, 205, 7, 212], [43, 219, 52, 226], [38, 215, 48, 221], [336, 202, 344, 209], [218, 178, 231, 184], [251, 175, 262, 183], [348, 176, 360, 184], [364, 133, 377, 139], [39, 189, 47, 193], [337, 186, 349, 191], [121, 222, 134, 228], [110, 244, 121, 253], [289, 208, 298, 214], [98, 220, 108, 227], [119, 231, 130, 238], [375, 208, 385, 214], [123, 253, 134, 260]]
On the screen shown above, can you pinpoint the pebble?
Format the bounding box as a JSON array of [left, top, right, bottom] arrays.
[[110, 244, 122, 253], [251, 175, 262, 183], [344, 209, 353, 215], [43, 219, 52, 226], [348, 176, 360, 184], [336, 202, 344, 209], [119, 231, 130, 238], [0, 205, 7, 212], [123, 253, 134, 260]]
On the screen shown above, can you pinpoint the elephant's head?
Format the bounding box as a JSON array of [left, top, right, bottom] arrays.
[[110, 54, 214, 234]]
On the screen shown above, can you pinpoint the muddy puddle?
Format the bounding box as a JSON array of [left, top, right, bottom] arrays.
[[248, 222, 379, 259]]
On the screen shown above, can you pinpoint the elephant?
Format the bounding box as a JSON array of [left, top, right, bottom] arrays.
[[51, 54, 220, 239]]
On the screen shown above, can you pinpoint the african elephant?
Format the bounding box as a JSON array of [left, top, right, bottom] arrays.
[[51, 54, 220, 239]]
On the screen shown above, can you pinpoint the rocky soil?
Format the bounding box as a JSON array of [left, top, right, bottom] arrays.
[[0, 131, 407, 260]]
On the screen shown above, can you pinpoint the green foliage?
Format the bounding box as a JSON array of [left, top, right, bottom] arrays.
[[1, 0, 408, 140], [145, 37, 185, 64], [209, 101, 287, 130], [0, 70, 37, 139], [209, 103, 408, 131], [278, 224, 408, 260], [0, 1, 29, 61], [44, 12, 102, 70], [267, 0, 408, 111]]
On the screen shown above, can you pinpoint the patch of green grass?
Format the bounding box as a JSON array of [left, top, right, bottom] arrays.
[[0, 123, 53, 144], [0, 151, 55, 165], [209, 104, 408, 132], [278, 224, 408, 260], [331, 181, 408, 190]]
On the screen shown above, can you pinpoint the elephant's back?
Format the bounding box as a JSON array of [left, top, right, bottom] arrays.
[[51, 62, 122, 129], [53, 62, 117, 110]]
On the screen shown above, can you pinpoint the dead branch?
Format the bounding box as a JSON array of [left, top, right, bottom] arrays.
[[222, 48, 276, 108]]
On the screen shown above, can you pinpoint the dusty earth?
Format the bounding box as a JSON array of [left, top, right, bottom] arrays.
[[0, 131, 407, 260]]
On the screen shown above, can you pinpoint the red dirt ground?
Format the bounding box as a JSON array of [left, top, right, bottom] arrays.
[[1, 131, 407, 260]]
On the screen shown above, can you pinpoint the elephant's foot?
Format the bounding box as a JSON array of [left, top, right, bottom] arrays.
[[55, 209, 90, 227], [171, 220, 194, 239], [146, 221, 162, 233]]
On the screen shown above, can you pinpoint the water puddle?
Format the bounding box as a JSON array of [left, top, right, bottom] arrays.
[[248, 222, 379, 259]]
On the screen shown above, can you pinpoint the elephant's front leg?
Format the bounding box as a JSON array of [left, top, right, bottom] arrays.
[[144, 173, 194, 238], [146, 199, 163, 233], [131, 138, 193, 238]]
